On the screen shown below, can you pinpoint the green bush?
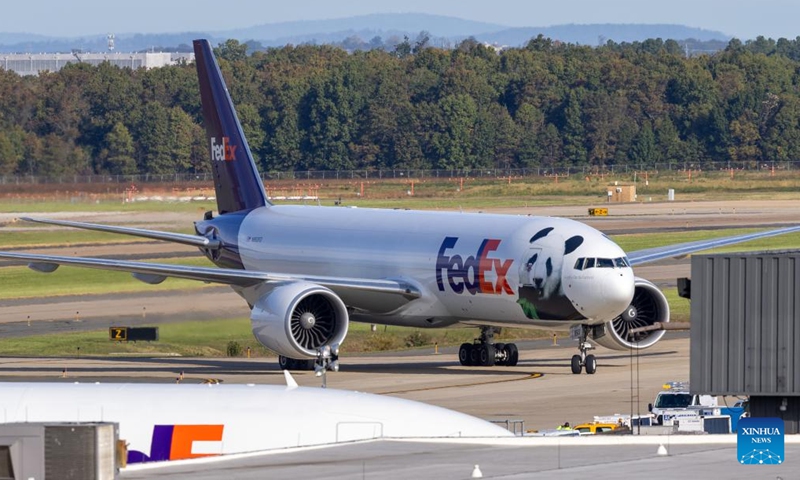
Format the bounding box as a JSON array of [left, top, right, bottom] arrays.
[[404, 330, 432, 348], [364, 334, 402, 352], [226, 340, 243, 357]]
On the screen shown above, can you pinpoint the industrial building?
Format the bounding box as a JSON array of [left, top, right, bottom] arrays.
[[1, 51, 194, 76]]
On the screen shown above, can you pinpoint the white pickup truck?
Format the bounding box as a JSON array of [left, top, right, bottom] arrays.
[[648, 382, 718, 426]]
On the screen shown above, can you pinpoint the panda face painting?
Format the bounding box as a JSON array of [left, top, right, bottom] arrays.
[[524, 252, 556, 298], [517, 227, 586, 321]]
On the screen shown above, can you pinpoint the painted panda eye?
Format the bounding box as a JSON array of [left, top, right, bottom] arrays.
[[546, 258, 553, 276]]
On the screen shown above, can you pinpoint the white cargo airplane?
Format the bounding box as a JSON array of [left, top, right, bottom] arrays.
[[0, 379, 511, 465], [1, 39, 798, 374]]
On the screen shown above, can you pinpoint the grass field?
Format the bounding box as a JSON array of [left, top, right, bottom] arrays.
[[0, 318, 549, 358], [5, 169, 800, 210]]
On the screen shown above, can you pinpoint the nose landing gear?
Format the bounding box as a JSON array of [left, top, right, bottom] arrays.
[[458, 327, 519, 367], [570, 324, 597, 374]]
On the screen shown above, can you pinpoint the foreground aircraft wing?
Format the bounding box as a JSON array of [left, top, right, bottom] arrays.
[[0, 251, 420, 300], [627, 225, 800, 266], [18, 217, 219, 249]]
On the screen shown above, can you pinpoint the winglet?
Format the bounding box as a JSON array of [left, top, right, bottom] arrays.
[[193, 39, 270, 214], [283, 370, 299, 390]]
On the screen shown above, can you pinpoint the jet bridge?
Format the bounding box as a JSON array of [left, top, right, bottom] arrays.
[[690, 250, 800, 434]]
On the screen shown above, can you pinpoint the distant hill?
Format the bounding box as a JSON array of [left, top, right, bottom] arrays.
[[480, 24, 729, 47], [0, 13, 731, 53], [222, 13, 506, 41]]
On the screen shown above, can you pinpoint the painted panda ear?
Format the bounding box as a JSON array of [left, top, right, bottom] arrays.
[[530, 227, 554, 243], [564, 236, 584, 255]]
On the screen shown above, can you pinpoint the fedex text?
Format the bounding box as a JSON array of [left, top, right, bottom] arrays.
[[210, 136, 237, 161], [436, 236, 513, 295]]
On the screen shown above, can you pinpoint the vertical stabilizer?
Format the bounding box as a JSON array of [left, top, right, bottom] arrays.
[[193, 39, 270, 214]]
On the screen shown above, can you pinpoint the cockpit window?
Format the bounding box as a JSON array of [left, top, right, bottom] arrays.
[[574, 257, 631, 270], [596, 258, 614, 268]]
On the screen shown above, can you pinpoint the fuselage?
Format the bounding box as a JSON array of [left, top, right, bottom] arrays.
[[0, 382, 510, 464], [198, 205, 635, 330]]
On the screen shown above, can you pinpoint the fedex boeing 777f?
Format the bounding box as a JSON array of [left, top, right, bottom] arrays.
[[1, 39, 798, 375]]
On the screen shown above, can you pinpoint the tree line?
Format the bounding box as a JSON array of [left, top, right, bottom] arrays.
[[1, 35, 800, 177]]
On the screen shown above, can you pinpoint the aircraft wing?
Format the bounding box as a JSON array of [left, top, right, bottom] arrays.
[[627, 225, 800, 266], [19, 217, 219, 249], [0, 251, 421, 300]]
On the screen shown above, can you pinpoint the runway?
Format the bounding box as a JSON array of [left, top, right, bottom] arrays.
[[0, 335, 695, 432]]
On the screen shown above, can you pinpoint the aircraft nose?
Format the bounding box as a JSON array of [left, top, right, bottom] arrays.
[[600, 269, 635, 317]]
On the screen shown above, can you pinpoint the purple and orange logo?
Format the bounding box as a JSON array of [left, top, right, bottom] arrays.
[[210, 136, 237, 161], [436, 236, 513, 295], [128, 424, 224, 464]]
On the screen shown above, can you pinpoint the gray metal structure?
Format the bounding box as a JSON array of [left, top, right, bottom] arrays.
[[690, 250, 800, 433], [0, 422, 118, 479]]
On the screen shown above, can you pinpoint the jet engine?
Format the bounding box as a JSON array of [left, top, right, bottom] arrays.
[[590, 278, 669, 350], [250, 282, 349, 359]]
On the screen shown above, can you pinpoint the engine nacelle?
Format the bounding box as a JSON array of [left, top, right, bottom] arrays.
[[590, 277, 669, 350], [250, 282, 349, 359]]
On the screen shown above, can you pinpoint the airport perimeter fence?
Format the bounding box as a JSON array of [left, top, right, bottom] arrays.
[[1, 161, 798, 185]]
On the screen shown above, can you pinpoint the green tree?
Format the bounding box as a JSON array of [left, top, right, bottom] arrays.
[[393, 36, 412, 59], [630, 121, 659, 166], [0, 132, 19, 175], [431, 94, 478, 169], [135, 102, 172, 174], [102, 122, 137, 175], [215, 39, 248, 62], [728, 113, 761, 162], [561, 91, 587, 166], [301, 71, 355, 170]]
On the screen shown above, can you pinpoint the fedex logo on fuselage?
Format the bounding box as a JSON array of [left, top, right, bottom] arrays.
[[436, 236, 513, 295], [210, 136, 237, 161]]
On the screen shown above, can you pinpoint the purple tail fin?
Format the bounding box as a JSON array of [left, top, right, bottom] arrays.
[[194, 39, 270, 214]]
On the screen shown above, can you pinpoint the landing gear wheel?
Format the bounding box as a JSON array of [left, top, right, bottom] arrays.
[[505, 343, 519, 366], [571, 355, 582, 374], [460, 327, 515, 368], [495, 343, 506, 366], [301, 359, 315, 370], [480, 344, 496, 366], [278, 355, 291, 370], [572, 324, 596, 374], [585, 354, 597, 374], [469, 346, 480, 365], [278, 356, 314, 371], [458, 343, 473, 366]]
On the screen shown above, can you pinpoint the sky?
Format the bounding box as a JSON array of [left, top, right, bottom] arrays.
[[1, 0, 797, 40]]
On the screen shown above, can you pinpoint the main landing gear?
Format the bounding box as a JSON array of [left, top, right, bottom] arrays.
[[278, 345, 341, 379], [278, 355, 315, 371], [570, 325, 597, 375], [458, 327, 519, 367]]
